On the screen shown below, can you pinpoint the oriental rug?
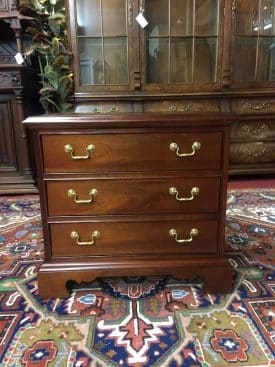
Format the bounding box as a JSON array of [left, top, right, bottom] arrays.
[[0, 189, 274, 367]]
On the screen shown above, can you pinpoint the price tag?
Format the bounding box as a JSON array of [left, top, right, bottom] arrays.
[[135, 12, 148, 28], [15, 52, 24, 65]]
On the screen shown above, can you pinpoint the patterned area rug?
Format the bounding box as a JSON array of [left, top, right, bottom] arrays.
[[0, 190, 274, 367]]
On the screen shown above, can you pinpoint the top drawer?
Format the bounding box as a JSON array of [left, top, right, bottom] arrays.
[[231, 98, 275, 114], [42, 132, 223, 173]]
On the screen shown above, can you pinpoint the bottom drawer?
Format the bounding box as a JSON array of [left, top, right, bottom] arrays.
[[50, 219, 218, 257], [230, 141, 275, 164]]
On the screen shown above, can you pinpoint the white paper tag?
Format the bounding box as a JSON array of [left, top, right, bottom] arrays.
[[15, 52, 24, 65], [135, 12, 148, 28]]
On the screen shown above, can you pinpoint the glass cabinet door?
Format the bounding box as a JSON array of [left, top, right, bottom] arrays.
[[141, 0, 223, 90], [68, 0, 136, 90], [233, 0, 275, 83]]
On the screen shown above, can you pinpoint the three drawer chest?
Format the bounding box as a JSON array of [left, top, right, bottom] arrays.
[[24, 113, 237, 298]]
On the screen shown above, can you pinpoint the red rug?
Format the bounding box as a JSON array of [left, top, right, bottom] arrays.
[[0, 188, 274, 366]]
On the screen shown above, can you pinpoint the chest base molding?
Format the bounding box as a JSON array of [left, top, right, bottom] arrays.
[[37, 256, 233, 298]]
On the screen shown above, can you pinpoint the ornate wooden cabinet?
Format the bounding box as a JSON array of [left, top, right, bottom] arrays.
[[24, 112, 237, 299], [0, 0, 37, 193], [66, 0, 275, 175]]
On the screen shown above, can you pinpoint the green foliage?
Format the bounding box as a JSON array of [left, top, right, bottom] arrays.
[[20, 0, 73, 113]]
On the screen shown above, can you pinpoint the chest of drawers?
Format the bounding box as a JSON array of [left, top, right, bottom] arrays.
[[24, 113, 237, 298]]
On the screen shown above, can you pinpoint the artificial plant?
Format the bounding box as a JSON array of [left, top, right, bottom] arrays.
[[19, 0, 73, 113]]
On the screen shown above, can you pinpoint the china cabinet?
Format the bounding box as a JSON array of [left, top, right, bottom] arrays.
[[66, 0, 275, 175], [0, 0, 37, 193]]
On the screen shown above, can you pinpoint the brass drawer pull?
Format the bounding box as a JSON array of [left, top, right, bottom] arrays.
[[67, 188, 98, 204], [241, 123, 268, 135], [169, 186, 200, 201], [169, 228, 198, 243], [244, 101, 270, 111], [168, 104, 194, 112], [70, 230, 100, 246], [64, 144, 95, 160], [169, 141, 201, 157]]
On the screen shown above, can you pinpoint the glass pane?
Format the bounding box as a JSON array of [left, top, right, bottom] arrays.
[[233, 36, 257, 81], [195, 0, 218, 36], [79, 38, 104, 85], [194, 38, 217, 82], [103, 38, 128, 84], [76, 0, 101, 37], [261, 0, 275, 35], [146, 38, 169, 83], [170, 38, 193, 82], [171, 0, 193, 36], [102, 0, 126, 36], [258, 37, 275, 80], [146, 0, 169, 36], [235, 0, 259, 35]]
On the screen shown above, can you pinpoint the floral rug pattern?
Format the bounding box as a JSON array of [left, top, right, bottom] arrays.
[[0, 190, 274, 367]]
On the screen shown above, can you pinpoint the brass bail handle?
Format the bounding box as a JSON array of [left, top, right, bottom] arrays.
[[71, 230, 100, 246], [169, 186, 200, 201], [67, 188, 98, 204], [64, 144, 95, 160], [169, 141, 201, 157], [169, 228, 198, 243]]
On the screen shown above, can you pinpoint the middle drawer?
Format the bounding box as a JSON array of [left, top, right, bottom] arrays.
[[46, 177, 220, 216]]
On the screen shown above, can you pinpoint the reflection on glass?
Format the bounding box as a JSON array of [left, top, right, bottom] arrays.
[[258, 37, 275, 80], [145, 0, 218, 85], [234, 37, 257, 81], [146, 0, 169, 36], [170, 38, 192, 83], [261, 0, 275, 35], [104, 38, 128, 84], [234, 0, 275, 82], [171, 0, 193, 36], [146, 38, 169, 83], [79, 38, 128, 85], [235, 0, 258, 35], [195, 0, 218, 35], [79, 38, 103, 85], [76, 0, 101, 36], [76, 0, 129, 86], [194, 38, 217, 82], [102, 0, 126, 36]]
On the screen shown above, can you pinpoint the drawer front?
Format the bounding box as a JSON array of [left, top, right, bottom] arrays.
[[42, 132, 222, 173], [50, 219, 218, 257], [231, 121, 275, 140], [231, 98, 275, 114], [74, 102, 133, 113], [230, 141, 275, 164], [46, 177, 220, 216], [144, 99, 220, 112], [230, 142, 275, 164]]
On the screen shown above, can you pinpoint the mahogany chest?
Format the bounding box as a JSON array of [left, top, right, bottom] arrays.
[[24, 113, 237, 298]]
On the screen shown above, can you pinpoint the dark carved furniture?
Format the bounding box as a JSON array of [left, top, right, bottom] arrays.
[[24, 112, 237, 299], [0, 0, 36, 193]]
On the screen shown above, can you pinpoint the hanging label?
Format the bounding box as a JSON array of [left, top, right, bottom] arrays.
[[15, 52, 24, 65], [135, 12, 148, 28]]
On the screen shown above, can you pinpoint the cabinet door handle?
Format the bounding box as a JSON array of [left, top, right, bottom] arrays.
[[169, 141, 201, 157], [64, 144, 95, 160], [169, 186, 200, 201], [71, 230, 100, 246], [169, 228, 198, 243], [67, 188, 98, 204]]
